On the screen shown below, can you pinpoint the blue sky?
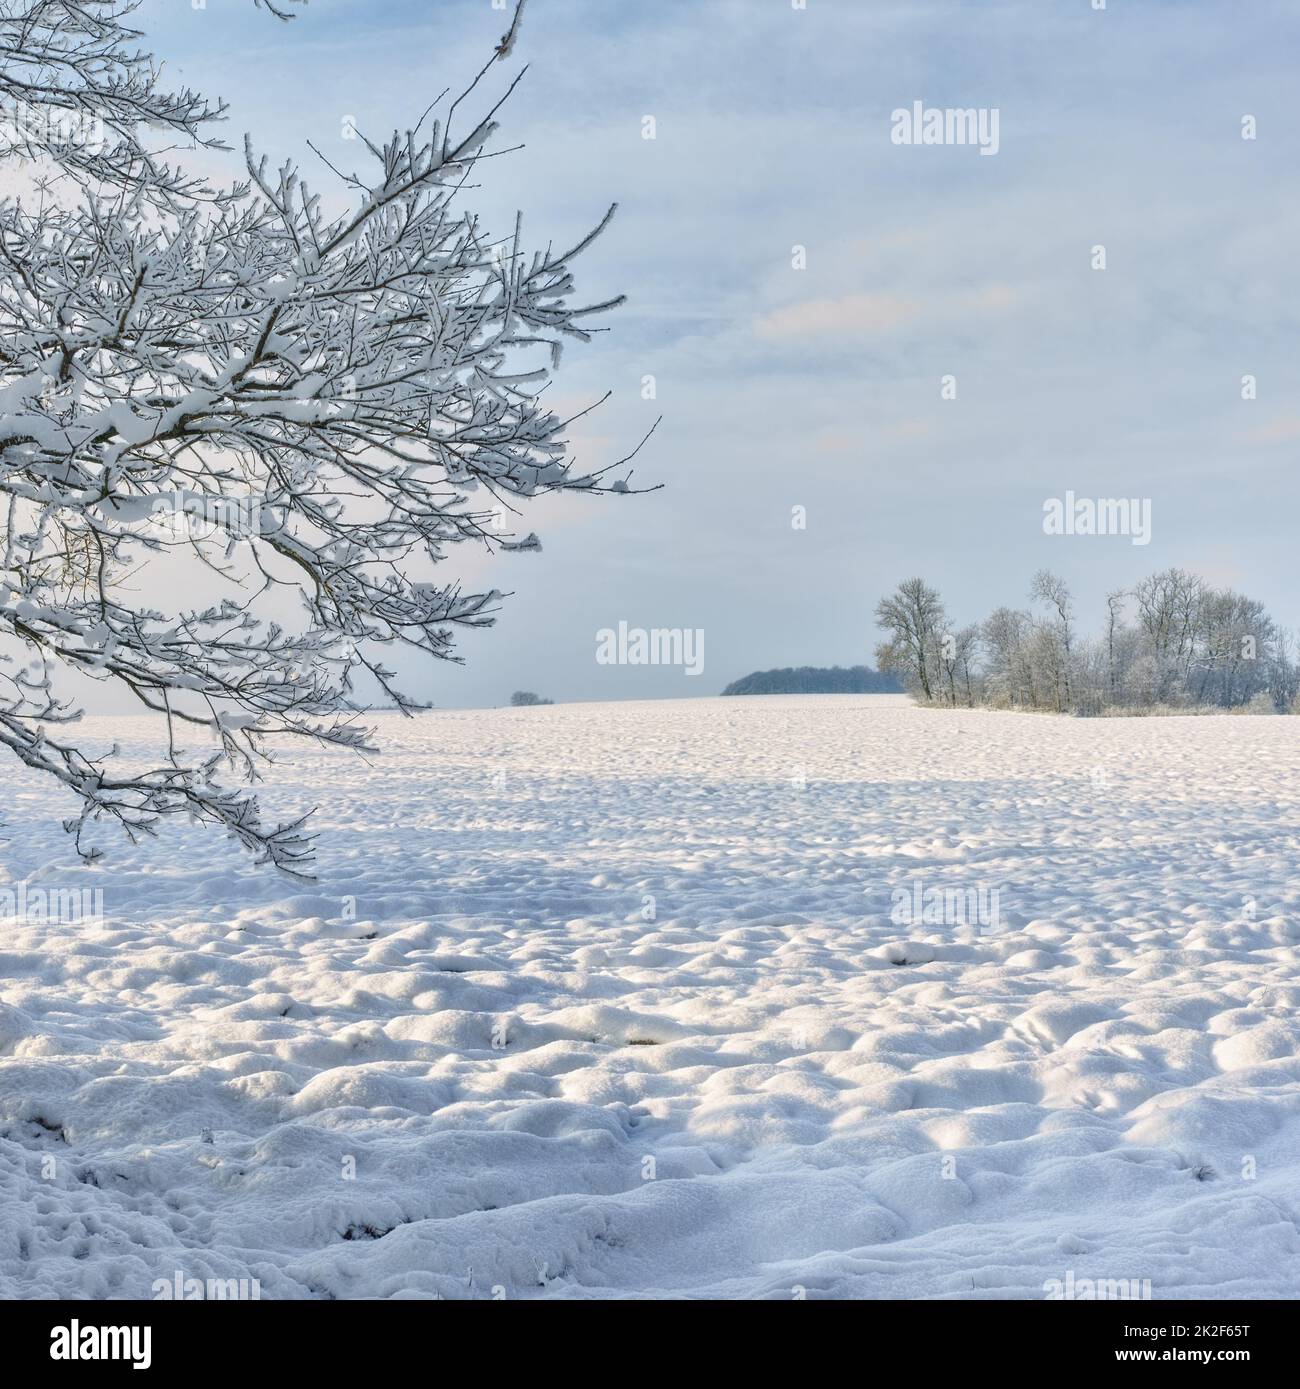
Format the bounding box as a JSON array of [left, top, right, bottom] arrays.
[[131, 0, 1300, 706]]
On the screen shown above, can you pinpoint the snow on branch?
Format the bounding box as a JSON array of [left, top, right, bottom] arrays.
[[0, 0, 651, 874]]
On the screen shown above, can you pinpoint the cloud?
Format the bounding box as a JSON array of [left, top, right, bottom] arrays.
[[752, 282, 1020, 344], [1244, 413, 1300, 444], [816, 420, 932, 453], [754, 292, 920, 341]]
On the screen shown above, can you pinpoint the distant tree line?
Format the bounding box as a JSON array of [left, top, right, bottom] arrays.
[[722, 665, 902, 696], [875, 570, 1300, 714], [509, 691, 554, 706]]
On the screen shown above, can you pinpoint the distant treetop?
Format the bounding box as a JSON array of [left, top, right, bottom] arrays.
[[721, 666, 902, 696]]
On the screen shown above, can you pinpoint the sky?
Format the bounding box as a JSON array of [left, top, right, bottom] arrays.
[[117, 0, 1300, 706]]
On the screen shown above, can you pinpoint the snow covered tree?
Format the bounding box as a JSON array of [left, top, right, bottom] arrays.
[[874, 578, 946, 702], [0, 0, 648, 872], [1029, 569, 1074, 711], [979, 605, 1032, 708], [881, 567, 1296, 716]]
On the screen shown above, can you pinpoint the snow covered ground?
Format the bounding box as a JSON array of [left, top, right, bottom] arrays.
[[3, 694, 1300, 1299]]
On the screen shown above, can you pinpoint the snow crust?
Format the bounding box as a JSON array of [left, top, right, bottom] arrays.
[[2, 695, 1299, 1299]]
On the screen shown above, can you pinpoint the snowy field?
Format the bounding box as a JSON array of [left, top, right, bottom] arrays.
[[3, 694, 1300, 1300]]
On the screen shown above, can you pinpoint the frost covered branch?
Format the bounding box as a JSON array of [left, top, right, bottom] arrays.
[[0, 0, 648, 873]]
